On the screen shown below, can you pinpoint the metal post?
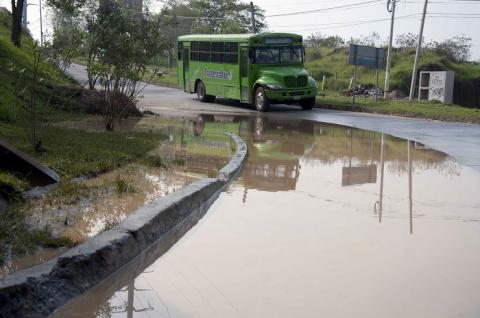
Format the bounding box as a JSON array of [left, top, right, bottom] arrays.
[[409, 0, 429, 101], [250, 2, 256, 33], [384, 0, 397, 99], [39, 0, 43, 46], [408, 140, 413, 234], [353, 64, 357, 104], [352, 45, 358, 105], [379, 133, 385, 223], [375, 48, 379, 102]]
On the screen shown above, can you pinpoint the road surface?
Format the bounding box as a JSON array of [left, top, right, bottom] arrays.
[[68, 63, 480, 171]]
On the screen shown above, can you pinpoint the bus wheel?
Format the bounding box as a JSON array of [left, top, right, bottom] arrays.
[[300, 97, 315, 110], [196, 81, 216, 103], [254, 87, 270, 112]]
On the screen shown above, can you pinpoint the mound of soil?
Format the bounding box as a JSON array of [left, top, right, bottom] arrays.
[[52, 85, 142, 117]]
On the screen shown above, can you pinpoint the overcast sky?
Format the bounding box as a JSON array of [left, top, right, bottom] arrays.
[[1, 0, 479, 60]]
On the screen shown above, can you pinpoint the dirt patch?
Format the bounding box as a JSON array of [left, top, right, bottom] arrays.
[[52, 85, 142, 117]]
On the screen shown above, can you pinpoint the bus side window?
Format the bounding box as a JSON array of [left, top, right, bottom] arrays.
[[224, 42, 238, 64], [191, 42, 199, 61], [178, 42, 183, 60], [211, 42, 225, 63], [199, 41, 211, 62]]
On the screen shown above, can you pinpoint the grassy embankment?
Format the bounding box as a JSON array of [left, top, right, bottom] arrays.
[[306, 47, 480, 123], [0, 11, 166, 262]]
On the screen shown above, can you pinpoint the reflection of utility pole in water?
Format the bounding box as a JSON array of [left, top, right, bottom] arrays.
[[378, 133, 385, 223], [112, 278, 154, 317], [348, 128, 353, 167], [408, 140, 413, 234]]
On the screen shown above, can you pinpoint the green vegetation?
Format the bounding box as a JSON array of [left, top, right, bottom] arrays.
[[305, 46, 480, 94], [148, 68, 178, 88], [144, 153, 172, 169], [0, 10, 168, 266], [315, 90, 480, 124], [0, 203, 74, 265], [114, 176, 136, 195], [0, 171, 29, 193]]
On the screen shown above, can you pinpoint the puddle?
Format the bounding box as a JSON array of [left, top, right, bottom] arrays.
[[48, 114, 480, 317], [2, 116, 234, 277]]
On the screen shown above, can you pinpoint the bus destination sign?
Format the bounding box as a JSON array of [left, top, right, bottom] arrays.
[[205, 69, 233, 81], [265, 38, 292, 45]]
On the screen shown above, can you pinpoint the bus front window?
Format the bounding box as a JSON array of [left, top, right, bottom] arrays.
[[254, 46, 303, 64]]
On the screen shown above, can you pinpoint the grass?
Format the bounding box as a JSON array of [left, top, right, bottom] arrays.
[[0, 11, 169, 264], [114, 176, 136, 194], [147, 67, 178, 88], [315, 90, 480, 123], [0, 203, 75, 265], [305, 47, 480, 93], [0, 171, 29, 193], [0, 114, 165, 179]]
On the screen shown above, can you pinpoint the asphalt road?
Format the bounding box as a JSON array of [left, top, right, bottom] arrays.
[[68, 63, 480, 170]]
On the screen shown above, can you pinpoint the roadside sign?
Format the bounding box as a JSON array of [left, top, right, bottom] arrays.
[[348, 44, 385, 104], [342, 166, 377, 187], [348, 44, 384, 68]]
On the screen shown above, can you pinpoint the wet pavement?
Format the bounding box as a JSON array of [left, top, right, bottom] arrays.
[[67, 63, 480, 172], [53, 114, 480, 318]]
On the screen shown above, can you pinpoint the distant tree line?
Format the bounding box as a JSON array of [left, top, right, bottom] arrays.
[[305, 31, 473, 63]]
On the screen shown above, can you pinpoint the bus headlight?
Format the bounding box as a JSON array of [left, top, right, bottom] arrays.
[[266, 84, 282, 90], [309, 77, 318, 88]]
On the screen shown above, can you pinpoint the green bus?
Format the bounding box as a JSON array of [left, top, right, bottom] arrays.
[[177, 33, 317, 112]]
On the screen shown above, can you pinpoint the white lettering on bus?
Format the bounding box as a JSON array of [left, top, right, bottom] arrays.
[[205, 69, 233, 81]]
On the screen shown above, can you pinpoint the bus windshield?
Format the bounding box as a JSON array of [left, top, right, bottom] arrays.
[[253, 46, 303, 64]]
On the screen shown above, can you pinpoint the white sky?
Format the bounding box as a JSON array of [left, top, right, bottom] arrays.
[[1, 0, 480, 60]]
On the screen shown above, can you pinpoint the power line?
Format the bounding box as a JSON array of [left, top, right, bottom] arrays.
[[268, 11, 480, 31], [269, 13, 421, 28], [265, 0, 383, 18], [271, 15, 421, 32]]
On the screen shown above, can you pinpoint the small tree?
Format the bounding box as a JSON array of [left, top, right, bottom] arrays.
[[45, 9, 85, 72], [93, 0, 162, 130], [395, 32, 421, 50], [9, 44, 48, 152]]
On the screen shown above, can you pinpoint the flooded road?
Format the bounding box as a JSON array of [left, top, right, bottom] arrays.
[[54, 114, 480, 318]]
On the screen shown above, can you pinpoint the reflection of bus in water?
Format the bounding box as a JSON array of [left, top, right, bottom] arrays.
[[188, 114, 314, 192], [238, 116, 314, 192]]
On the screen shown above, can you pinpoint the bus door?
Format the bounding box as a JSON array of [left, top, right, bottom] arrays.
[[240, 47, 249, 102], [183, 47, 190, 92]]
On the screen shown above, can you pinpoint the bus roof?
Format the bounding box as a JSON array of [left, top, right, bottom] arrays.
[[178, 32, 302, 43]]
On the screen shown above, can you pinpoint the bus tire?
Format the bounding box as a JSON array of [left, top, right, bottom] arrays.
[[300, 97, 315, 110], [196, 81, 215, 103], [254, 86, 270, 112]]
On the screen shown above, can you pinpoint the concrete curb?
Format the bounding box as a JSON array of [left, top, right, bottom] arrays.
[[0, 133, 247, 318]]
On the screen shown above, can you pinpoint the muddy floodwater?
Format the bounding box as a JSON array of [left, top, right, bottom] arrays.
[[54, 114, 480, 318], [1, 115, 234, 278]]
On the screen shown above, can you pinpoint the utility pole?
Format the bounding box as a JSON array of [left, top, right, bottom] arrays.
[[250, 2, 256, 33], [39, 0, 44, 46], [21, 1, 28, 29], [384, 0, 397, 99], [409, 0, 429, 101]]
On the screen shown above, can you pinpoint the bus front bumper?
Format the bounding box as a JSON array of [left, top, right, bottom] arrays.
[[265, 88, 317, 102]]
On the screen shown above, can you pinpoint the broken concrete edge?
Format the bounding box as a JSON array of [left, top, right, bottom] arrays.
[[0, 133, 247, 318]]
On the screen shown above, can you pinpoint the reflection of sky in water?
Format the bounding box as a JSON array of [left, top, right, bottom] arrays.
[[53, 115, 480, 318]]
